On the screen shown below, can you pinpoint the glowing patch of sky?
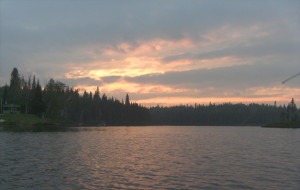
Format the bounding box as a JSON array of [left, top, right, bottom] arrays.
[[1, 0, 299, 106]]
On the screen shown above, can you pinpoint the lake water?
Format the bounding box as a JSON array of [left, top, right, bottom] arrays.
[[0, 126, 299, 190]]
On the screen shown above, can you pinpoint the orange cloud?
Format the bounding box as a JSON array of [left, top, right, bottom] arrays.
[[64, 56, 162, 80], [133, 85, 300, 106], [73, 81, 188, 102], [71, 79, 300, 107], [250, 86, 300, 98], [59, 25, 293, 108], [98, 80, 186, 94], [73, 85, 99, 94], [65, 26, 272, 83]]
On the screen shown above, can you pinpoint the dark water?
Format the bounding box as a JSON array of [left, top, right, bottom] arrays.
[[0, 126, 299, 190]]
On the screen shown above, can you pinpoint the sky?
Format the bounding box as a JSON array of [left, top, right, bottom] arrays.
[[0, 0, 300, 106]]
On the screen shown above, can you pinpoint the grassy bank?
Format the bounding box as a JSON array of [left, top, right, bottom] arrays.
[[262, 121, 300, 128], [0, 114, 66, 132]]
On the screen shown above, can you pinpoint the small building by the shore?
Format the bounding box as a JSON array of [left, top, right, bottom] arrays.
[[3, 104, 21, 114]]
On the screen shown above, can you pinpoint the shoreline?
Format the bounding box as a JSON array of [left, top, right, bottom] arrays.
[[261, 121, 300, 128]]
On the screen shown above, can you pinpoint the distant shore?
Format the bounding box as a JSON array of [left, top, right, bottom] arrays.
[[2, 113, 300, 131], [262, 121, 300, 128]]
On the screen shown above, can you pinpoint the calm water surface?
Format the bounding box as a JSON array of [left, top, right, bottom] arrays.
[[0, 126, 299, 190]]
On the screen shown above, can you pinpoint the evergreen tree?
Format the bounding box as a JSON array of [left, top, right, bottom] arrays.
[[2, 85, 9, 105], [10, 68, 21, 89], [43, 78, 67, 119], [92, 86, 102, 122], [125, 93, 130, 106], [8, 68, 22, 104], [32, 75, 36, 90], [286, 98, 298, 121], [31, 80, 45, 117]]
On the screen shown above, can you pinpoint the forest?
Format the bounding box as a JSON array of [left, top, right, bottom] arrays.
[[0, 68, 150, 125], [0, 68, 298, 126]]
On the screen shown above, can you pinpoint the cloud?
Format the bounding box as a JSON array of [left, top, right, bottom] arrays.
[[125, 60, 300, 90], [163, 34, 300, 63], [1, 1, 299, 60], [163, 42, 300, 65], [1, 0, 300, 105], [58, 77, 102, 87], [101, 76, 122, 84]]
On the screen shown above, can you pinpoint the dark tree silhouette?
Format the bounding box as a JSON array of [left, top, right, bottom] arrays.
[[1, 68, 293, 127], [9, 68, 20, 89], [31, 80, 46, 117], [125, 93, 130, 106]]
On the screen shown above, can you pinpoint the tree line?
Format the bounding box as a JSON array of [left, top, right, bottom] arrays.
[[1, 68, 298, 126], [0, 68, 150, 125], [149, 102, 293, 126]]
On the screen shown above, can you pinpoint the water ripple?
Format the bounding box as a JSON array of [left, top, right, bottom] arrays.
[[0, 126, 300, 189]]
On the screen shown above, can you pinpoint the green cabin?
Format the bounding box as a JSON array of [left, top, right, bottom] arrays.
[[3, 104, 21, 114]]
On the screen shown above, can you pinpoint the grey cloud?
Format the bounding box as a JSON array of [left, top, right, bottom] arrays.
[[1, 0, 300, 88], [1, 0, 299, 52], [126, 60, 300, 90], [101, 76, 122, 84], [57, 76, 121, 88], [163, 40, 300, 62], [58, 77, 103, 87]]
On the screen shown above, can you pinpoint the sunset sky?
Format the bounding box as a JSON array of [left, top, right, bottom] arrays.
[[0, 0, 300, 106]]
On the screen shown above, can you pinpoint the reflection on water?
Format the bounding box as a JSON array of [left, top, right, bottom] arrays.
[[0, 126, 300, 189]]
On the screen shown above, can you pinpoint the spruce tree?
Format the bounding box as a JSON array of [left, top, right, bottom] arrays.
[[31, 80, 45, 117], [2, 85, 9, 105], [10, 68, 21, 89], [125, 93, 130, 106], [8, 68, 22, 104]]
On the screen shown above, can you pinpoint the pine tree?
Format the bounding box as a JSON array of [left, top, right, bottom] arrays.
[[31, 80, 45, 117], [125, 93, 130, 106], [32, 75, 36, 90], [10, 68, 21, 89], [287, 98, 298, 121], [8, 68, 22, 104], [2, 85, 9, 104]]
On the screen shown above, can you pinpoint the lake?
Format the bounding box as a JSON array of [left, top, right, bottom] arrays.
[[0, 126, 299, 190]]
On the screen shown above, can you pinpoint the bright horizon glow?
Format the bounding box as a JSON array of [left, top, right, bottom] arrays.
[[72, 82, 299, 107], [136, 96, 296, 107], [1, 1, 299, 107]]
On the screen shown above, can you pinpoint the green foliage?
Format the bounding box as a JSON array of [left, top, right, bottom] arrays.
[[0, 114, 65, 132], [0, 114, 54, 126]]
